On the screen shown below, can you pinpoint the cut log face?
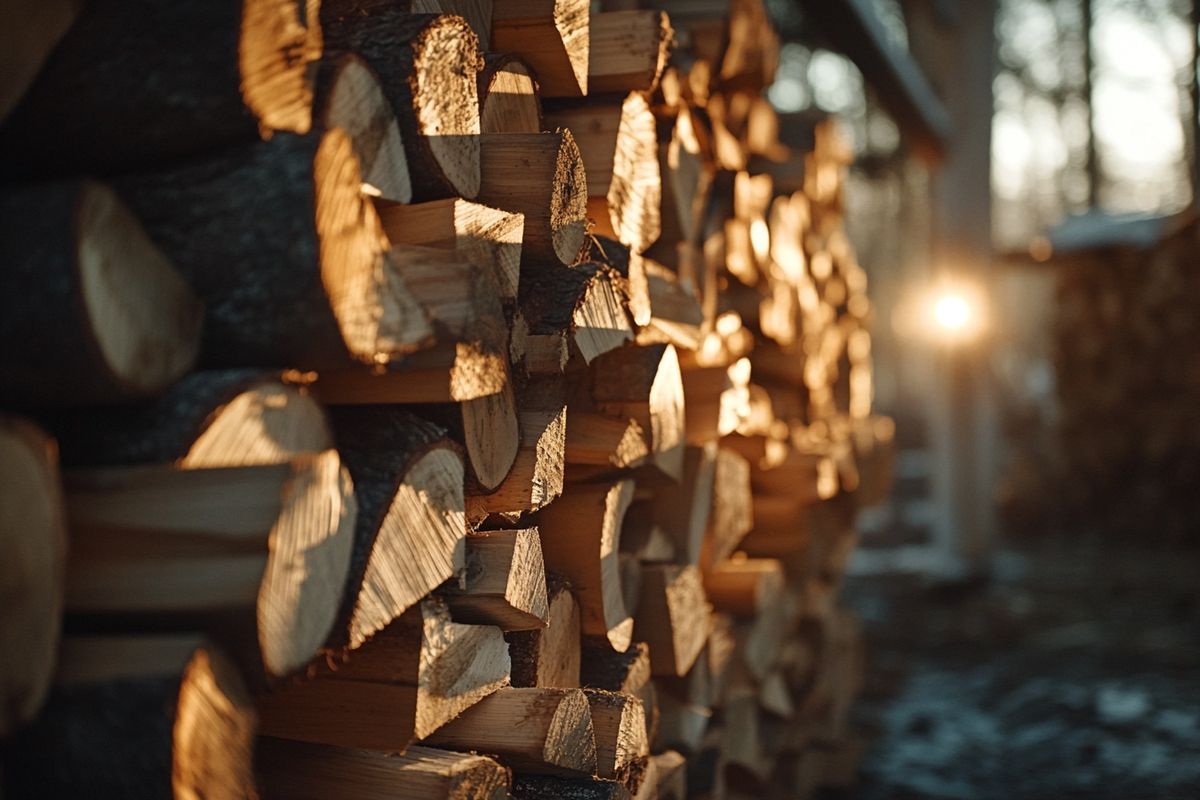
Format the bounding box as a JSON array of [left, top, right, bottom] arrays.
[[377, 198, 524, 304], [322, 8, 483, 200], [477, 131, 589, 269], [634, 564, 710, 677], [0, 180, 202, 405], [0, 418, 66, 737], [539, 480, 635, 652], [583, 690, 649, 781], [467, 376, 567, 519], [702, 557, 783, 618], [259, 596, 510, 748], [5, 636, 257, 799], [257, 740, 511, 800], [0, 0, 321, 175], [508, 577, 582, 689], [545, 93, 660, 254], [116, 129, 426, 369], [588, 11, 673, 94], [424, 687, 598, 777], [492, 0, 590, 97], [520, 263, 634, 364], [441, 528, 550, 631], [329, 408, 468, 651], [591, 344, 686, 480], [480, 53, 543, 134], [631, 443, 716, 564], [63, 449, 358, 680], [565, 412, 649, 470], [318, 54, 413, 204], [459, 368, 522, 491]]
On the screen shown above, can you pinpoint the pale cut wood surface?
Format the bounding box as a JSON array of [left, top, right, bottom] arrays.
[[492, 0, 590, 97], [441, 529, 550, 630]]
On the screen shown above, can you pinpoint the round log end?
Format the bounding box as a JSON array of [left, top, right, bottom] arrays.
[[258, 449, 357, 678], [461, 376, 520, 492], [413, 16, 484, 198], [0, 418, 66, 737], [78, 182, 203, 397], [550, 128, 589, 265], [240, 0, 323, 135], [173, 644, 258, 798]]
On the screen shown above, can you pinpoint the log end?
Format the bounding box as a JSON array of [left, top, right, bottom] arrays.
[[240, 0, 323, 135], [413, 15, 484, 199]]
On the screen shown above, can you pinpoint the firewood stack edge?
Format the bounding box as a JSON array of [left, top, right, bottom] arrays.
[[0, 0, 895, 797]]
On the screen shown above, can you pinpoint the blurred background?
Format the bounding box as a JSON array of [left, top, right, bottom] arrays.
[[766, 1, 1200, 796]]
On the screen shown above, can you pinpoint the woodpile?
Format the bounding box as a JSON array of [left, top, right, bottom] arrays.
[[0, 1, 894, 798]]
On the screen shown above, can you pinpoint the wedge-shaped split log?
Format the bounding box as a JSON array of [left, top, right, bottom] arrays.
[[584, 689, 650, 781], [424, 687, 598, 777], [635, 564, 710, 677], [259, 596, 510, 749], [378, 198, 525, 305], [467, 375, 566, 520], [545, 92, 661, 254], [591, 343, 686, 481], [441, 528, 549, 631], [478, 131, 589, 269], [257, 740, 511, 800], [588, 11, 673, 94], [0, 417, 67, 737], [0, 180, 201, 405], [539, 480, 636, 652], [116, 129, 429, 369], [0, 0, 321, 175], [521, 262, 634, 364], [701, 447, 754, 568], [4, 635, 257, 799], [626, 443, 715, 564], [327, 408, 468, 651], [316, 54, 413, 204], [565, 412, 649, 471], [492, 0, 590, 97], [63, 450, 356, 681], [702, 556, 784, 618], [508, 576, 582, 689], [479, 53, 543, 134], [322, 6, 483, 200]]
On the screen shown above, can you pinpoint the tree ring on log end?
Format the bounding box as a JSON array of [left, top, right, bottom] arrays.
[[413, 16, 483, 199], [173, 645, 258, 798], [239, 0, 322, 135]]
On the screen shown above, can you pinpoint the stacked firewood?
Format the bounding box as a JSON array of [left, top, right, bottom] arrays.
[[0, 0, 894, 797]]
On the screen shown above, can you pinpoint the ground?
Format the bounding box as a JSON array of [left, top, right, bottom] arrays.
[[839, 537, 1200, 800]]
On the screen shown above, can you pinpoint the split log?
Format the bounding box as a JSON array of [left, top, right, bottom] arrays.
[[0, 418, 67, 737], [117, 129, 429, 369], [682, 358, 751, 445], [628, 443, 716, 564], [0, 0, 320, 176], [327, 407, 467, 650], [654, 693, 711, 755], [512, 775, 632, 800], [640, 751, 687, 800], [520, 262, 634, 363], [508, 576, 582, 688], [565, 412, 649, 470], [578, 235, 652, 328], [492, 0, 589, 97], [313, 245, 506, 405], [317, 54, 413, 204], [479, 53, 543, 134], [637, 259, 704, 350], [63, 451, 356, 681], [590, 343, 686, 480], [259, 596, 510, 748], [588, 11, 673, 94], [634, 564, 710, 676], [44, 371, 333, 469], [579, 641, 651, 696], [441, 529, 549, 631], [544, 93, 660, 254], [751, 446, 839, 506], [424, 687, 598, 777], [648, 108, 714, 266], [722, 689, 769, 784], [0, 0, 80, 122], [322, 7, 483, 200], [378, 199, 524, 304], [584, 691, 649, 781], [423, 0, 494, 43], [466, 376, 567, 519], [4, 635, 257, 799], [702, 557, 783, 617], [0, 180, 201, 405], [477, 131, 589, 269], [539, 480, 636, 651], [700, 447, 754, 568], [416, 366, 521, 492], [258, 740, 511, 800], [736, 588, 799, 680]]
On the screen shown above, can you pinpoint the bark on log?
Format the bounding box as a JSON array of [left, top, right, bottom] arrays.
[[0, 180, 202, 406], [0, 0, 321, 175], [507, 576, 582, 688], [519, 262, 634, 363]]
